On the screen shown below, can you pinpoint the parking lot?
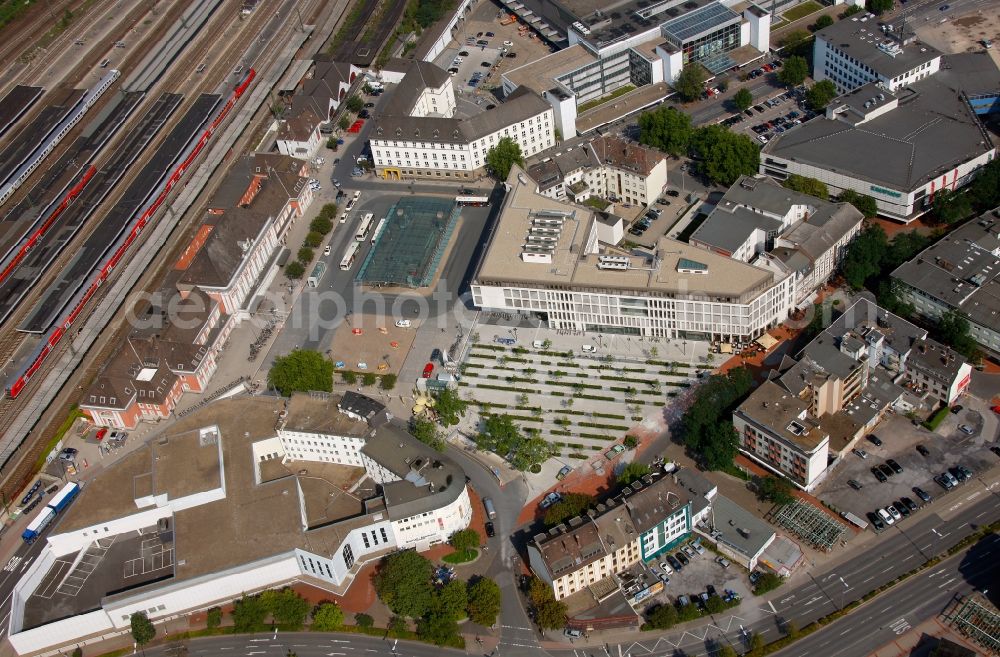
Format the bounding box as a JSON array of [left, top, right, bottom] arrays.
[[624, 189, 688, 246], [634, 540, 750, 615], [819, 402, 1000, 532]]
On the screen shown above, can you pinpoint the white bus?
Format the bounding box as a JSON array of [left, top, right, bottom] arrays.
[[355, 212, 374, 241], [340, 241, 361, 270], [371, 216, 387, 243], [455, 195, 489, 207]]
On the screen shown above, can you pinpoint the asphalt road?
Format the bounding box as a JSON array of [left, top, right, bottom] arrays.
[[773, 533, 1000, 657], [0, 506, 65, 641], [141, 631, 467, 657]]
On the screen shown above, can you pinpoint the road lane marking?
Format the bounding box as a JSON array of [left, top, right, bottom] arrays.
[[938, 577, 957, 589], [863, 576, 874, 583]]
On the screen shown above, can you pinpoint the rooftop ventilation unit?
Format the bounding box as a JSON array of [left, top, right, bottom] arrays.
[[532, 209, 574, 218], [523, 243, 556, 253], [597, 255, 630, 270]]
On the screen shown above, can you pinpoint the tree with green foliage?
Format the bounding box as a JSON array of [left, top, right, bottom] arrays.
[[617, 461, 651, 486], [410, 417, 445, 451], [304, 231, 324, 248], [673, 63, 707, 102], [733, 88, 753, 112], [813, 14, 834, 30], [623, 435, 639, 449], [319, 203, 338, 220], [285, 260, 305, 279], [345, 96, 364, 113], [72, 649, 83, 657], [681, 367, 753, 470], [130, 612, 156, 651], [232, 594, 268, 632], [747, 631, 766, 656], [783, 174, 828, 199], [310, 216, 333, 235], [269, 349, 333, 396], [206, 606, 222, 629], [638, 106, 694, 157], [510, 436, 553, 471], [434, 388, 467, 426], [677, 601, 701, 622], [967, 158, 1000, 210], [362, 372, 377, 386], [931, 188, 973, 224], [311, 602, 345, 631], [806, 79, 838, 110], [753, 572, 784, 595], [837, 189, 879, 218], [529, 580, 567, 630], [417, 610, 460, 646], [466, 577, 502, 626], [475, 414, 523, 456], [866, 0, 894, 13], [705, 595, 727, 614], [354, 612, 374, 628], [778, 55, 809, 87], [485, 137, 524, 180], [338, 115, 351, 130], [842, 4, 864, 16], [434, 579, 468, 621], [261, 588, 310, 628], [388, 616, 408, 633], [544, 492, 594, 526], [756, 476, 795, 505], [374, 550, 435, 618], [645, 602, 679, 629], [690, 125, 760, 186], [449, 529, 480, 558], [933, 310, 980, 361], [298, 247, 315, 263], [341, 370, 357, 384], [380, 373, 398, 390], [840, 224, 888, 289]]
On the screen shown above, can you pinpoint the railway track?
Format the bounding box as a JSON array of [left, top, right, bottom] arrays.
[[0, 0, 77, 71], [0, 0, 304, 500]]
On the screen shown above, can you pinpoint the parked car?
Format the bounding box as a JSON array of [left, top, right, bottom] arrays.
[[887, 505, 902, 521], [950, 466, 970, 483], [900, 497, 918, 512], [913, 486, 932, 503], [485, 521, 496, 537], [916, 444, 930, 457], [682, 545, 696, 559], [659, 561, 673, 575], [935, 473, 955, 490], [951, 405, 964, 414], [895, 502, 910, 518], [847, 479, 863, 490], [852, 448, 868, 459], [868, 435, 883, 447], [431, 348, 443, 363], [868, 511, 885, 531], [878, 463, 894, 478], [886, 459, 903, 474], [556, 465, 572, 480], [394, 319, 411, 328], [676, 552, 690, 566], [540, 492, 562, 509], [58, 448, 78, 462], [878, 508, 895, 525], [872, 466, 888, 483], [958, 424, 974, 435], [422, 363, 434, 378], [667, 190, 680, 197], [692, 542, 705, 555], [717, 556, 730, 568], [667, 555, 683, 571]]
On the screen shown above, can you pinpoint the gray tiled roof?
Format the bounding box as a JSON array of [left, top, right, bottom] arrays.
[[763, 53, 998, 192]]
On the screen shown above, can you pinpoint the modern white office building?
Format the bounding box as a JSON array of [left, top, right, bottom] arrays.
[[500, 0, 771, 136], [8, 394, 471, 656], [369, 59, 554, 179], [471, 165, 796, 342], [812, 16, 942, 94], [761, 52, 999, 221]]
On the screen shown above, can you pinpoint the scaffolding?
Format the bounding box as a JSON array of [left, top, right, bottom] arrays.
[[943, 595, 1000, 655], [771, 500, 847, 552], [356, 197, 459, 288]]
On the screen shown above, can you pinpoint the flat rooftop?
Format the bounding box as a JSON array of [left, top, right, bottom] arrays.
[[815, 15, 942, 80], [474, 165, 781, 304], [284, 393, 372, 436], [892, 213, 1000, 332], [503, 44, 595, 95], [736, 380, 827, 452], [762, 53, 999, 194]]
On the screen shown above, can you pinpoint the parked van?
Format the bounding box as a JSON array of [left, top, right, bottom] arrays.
[[483, 497, 497, 520], [581, 344, 596, 353], [532, 340, 545, 349], [99, 59, 110, 68]]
